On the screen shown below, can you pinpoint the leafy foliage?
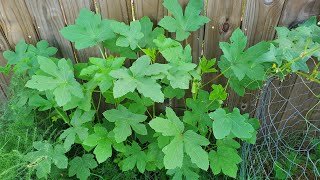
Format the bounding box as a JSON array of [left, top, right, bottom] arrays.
[[118, 141, 148, 173], [112, 21, 144, 50], [274, 17, 320, 73], [59, 109, 95, 150], [103, 105, 147, 143], [154, 35, 199, 89], [139, 16, 165, 48], [82, 125, 113, 164], [2, 40, 57, 75], [2, 3, 320, 180], [25, 141, 68, 179], [159, 0, 210, 41], [209, 108, 255, 139], [149, 108, 209, 171], [60, 9, 115, 49], [110, 55, 169, 102], [79, 56, 126, 92], [183, 90, 219, 135], [25, 56, 83, 106], [209, 138, 242, 178], [199, 56, 218, 74], [68, 154, 98, 180], [218, 28, 276, 96]]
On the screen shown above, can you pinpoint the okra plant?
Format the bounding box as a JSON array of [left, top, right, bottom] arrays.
[[1, 0, 320, 179]]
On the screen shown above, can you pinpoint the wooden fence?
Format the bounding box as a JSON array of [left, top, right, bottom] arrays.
[[0, 0, 320, 128]]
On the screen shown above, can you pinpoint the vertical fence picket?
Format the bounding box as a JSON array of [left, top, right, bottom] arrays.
[[202, 0, 243, 92], [0, 0, 38, 46], [278, 0, 320, 27], [25, 0, 76, 62], [59, 0, 101, 62], [0, 31, 10, 101], [275, 0, 320, 130], [204, 0, 243, 59], [97, 0, 132, 23], [277, 76, 320, 132], [0, 0, 39, 101], [242, 0, 286, 46], [134, 0, 166, 23], [177, 0, 205, 64], [227, 0, 286, 116]]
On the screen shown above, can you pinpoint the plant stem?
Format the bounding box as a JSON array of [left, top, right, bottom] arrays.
[[280, 45, 320, 71], [146, 109, 153, 119], [224, 79, 229, 90], [296, 71, 320, 84], [91, 98, 101, 123], [91, 173, 105, 180], [304, 37, 311, 53], [54, 107, 70, 126], [207, 129, 212, 140], [201, 67, 231, 88], [98, 45, 106, 59], [97, 93, 102, 114], [153, 103, 156, 118]]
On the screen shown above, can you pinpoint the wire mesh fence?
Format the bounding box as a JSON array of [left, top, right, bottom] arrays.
[[241, 76, 320, 179]]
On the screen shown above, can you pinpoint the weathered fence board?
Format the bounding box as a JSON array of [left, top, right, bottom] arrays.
[[134, 0, 166, 23], [0, 0, 38, 46], [242, 0, 286, 46], [227, 0, 287, 116], [277, 76, 320, 132], [0, 0, 39, 101], [179, 0, 205, 64], [202, 0, 243, 93], [0, 0, 319, 131], [97, 0, 132, 23], [272, 0, 320, 129], [0, 31, 9, 101], [25, 0, 76, 62], [278, 0, 320, 27], [59, 0, 101, 62], [204, 0, 243, 59]]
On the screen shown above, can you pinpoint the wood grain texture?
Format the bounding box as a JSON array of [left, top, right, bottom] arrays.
[[177, 0, 206, 64], [0, 0, 37, 101], [0, 29, 10, 100], [242, 0, 285, 46], [275, 61, 319, 131], [0, 0, 318, 131], [272, 0, 320, 130], [227, 0, 287, 116], [277, 76, 320, 132], [203, 0, 243, 59], [0, 28, 10, 68], [202, 0, 243, 92], [134, 0, 166, 23], [265, 75, 298, 126], [0, 0, 38, 46], [59, 0, 101, 62], [278, 0, 320, 27], [25, 0, 75, 62], [97, 0, 132, 23], [0, 28, 11, 83]]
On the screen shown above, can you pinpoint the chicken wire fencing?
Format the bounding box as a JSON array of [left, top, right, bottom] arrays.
[[240, 76, 320, 180]]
